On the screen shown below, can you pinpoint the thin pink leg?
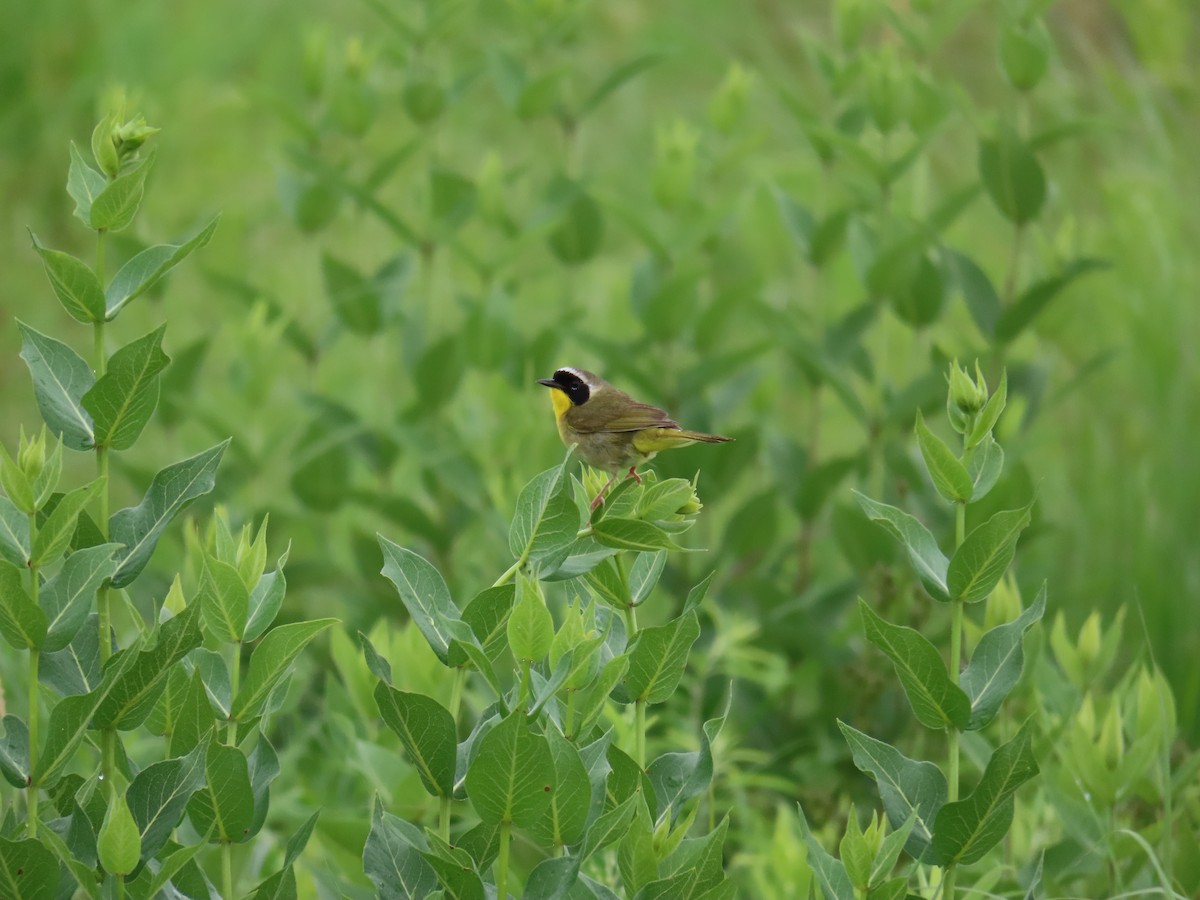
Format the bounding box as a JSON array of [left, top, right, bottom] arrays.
[[627, 466, 642, 484], [590, 470, 621, 511]]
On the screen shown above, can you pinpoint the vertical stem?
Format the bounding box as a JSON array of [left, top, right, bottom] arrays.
[[439, 794, 452, 843], [942, 501, 968, 900], [1002, 224, 1025, 306], [227, 642, 241, 745], [449, 667, 466, 726], [564, 689, 576, 741], [116, 876, 125, 900], [497, 820, 511, 900], [101, 731, 116, 800], [634, 699, 647, 770], [26, 648, 39, 837], [519, 658, 532, 711], [222, 842, 234, 900]]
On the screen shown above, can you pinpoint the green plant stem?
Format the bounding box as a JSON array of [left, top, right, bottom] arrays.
[[564, 689, 576, 741], [27, 647, 39, 837], [519, 658, 532, 711], [634, 699, 647, 770], [95, 306, 112, 666], [439, 794, 452, 843], [227, 641, 241, 745], [101, 730, 116, 800], [116, 875, 124, 900], [497, 820, 511, 899], [449, 667, 466, 725], [493, 555, 524, 588], [222, 842, 233, 900], [942, 501, 968, 900]]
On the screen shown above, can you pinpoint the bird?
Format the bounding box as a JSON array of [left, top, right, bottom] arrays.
[[537, 367, 732, 510]]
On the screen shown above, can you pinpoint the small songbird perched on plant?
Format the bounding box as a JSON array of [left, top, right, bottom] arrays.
[[537, 367, 732, 510]]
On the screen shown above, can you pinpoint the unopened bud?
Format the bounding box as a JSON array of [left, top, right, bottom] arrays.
[[1000, 20, 1051, 93], [17, 426, 46, 481], [652, 118, 699, 209], [113, 115, 159, 160], [708, 63, 753, 135], [946, 359, 988, 433]]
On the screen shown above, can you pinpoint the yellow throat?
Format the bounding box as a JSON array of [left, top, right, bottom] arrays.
[[549, 387, 572, 420]]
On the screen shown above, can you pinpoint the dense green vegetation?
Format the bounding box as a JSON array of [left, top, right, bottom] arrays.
[[2, 1, 1198, 897]]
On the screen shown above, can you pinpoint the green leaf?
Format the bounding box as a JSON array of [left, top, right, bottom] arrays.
[[67, 142, 106, 226], [89, 152, 155, 231], [29, 233, 105, 323], [188, 742, 255, 842], [198, 555, 249, 642], [529, 724, 591, 848], [104, 216, 219, 319], [859, 600, 970, 731], [547, 183, 605, 266], [619, 803, 657, 895], [244, 557, 287, 643], [378, 537, 470, 665], [853, 492, 949, 601], [654, 817, 729, 898], [39, 543, 121, 652], [961, 586, 1046, 729], [97, 789, 142, 876], [927, 722, 1039, 865], [629, 551, 666, 606], [509, 452, 579, 566], [128, 740, 207, 859], [525, 855, 581, 900], [232, 618, 336, 722], [978, 129, 1044, 225], [430, 168, 476, 235], [947, 504, 1032, 603], [944, 249, 1000, 338], [508, 575, 554, 662], [646, 687, 729, 819], [0, 560, 48, 649], [363, 796, 439, 899], [592, 518, 680, 553], [40, 614, 103, 699], [244, 736, 281, 842], [141, 832, 214, 898], [283, 809, 320, 868], [92, 598, 204, 731], [465, 709, 555, 827], [17, 321, 96, 451], [580, 792, 638, 863], [321, 252, 384, 336], [109, 440, 229, 587], [967, 370, 1007, 450], [0, 836, 61, 899], [840, 812, 873, 892], [583, 556, 626, 611], [914, 411, 972, 503], [965, 435, 1004, 502], [169, 668, 214, 758], [0, 715, 29, 789], [448, 584, 514, 667], [994, 258, 1109, 344], [577, 52, 664, 119], [796, 804, 854, 900], [374, 684, 456, 798], [838, 721, 947, 858], [871, 813, 917, 886], [0, 498, 30, 567], [625, 611, 700, 704], [82, 325, 170, 451], [31, 478, 105, 567]]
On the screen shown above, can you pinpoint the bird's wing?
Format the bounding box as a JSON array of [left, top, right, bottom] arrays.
[[573, 400, 679, 434]]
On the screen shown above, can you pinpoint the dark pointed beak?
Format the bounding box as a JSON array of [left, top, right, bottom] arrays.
[[537, 378, 559, 388]]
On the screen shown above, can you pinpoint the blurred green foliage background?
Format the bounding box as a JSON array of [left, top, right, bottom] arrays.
[[2, 0, 1199, 846]]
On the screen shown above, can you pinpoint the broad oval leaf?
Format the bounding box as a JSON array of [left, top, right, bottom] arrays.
[[231, 618, 336, 722], [509, 452, 579, 566], [592, 518, 679, 553], [363, 796, 438, 900], [859, 599, 970, 731], [105, 216, 220, 319], [465, 709, 554, 828], [838, 720, 947, 858], [978, 129, 1044, 225], [109, 440, 229, 587], [377, 536, 467, 665], [82, 325, 170, 451], [374, 683, 456, 798], [187, 742, 254, 843], [29, 233, 106, 323], [915, 411, 972, 503], [39, 543, 121, 652], [0, 560, 48, 650], [853, 492, 949, 601], [961, 585, 1046, 729], [947, 503, 1032, 604], [625, 611, 700, 704], [17, 321, 96, 451], [89, 153, 155, 232], [926, 722, 1039, 865]]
